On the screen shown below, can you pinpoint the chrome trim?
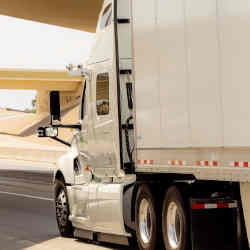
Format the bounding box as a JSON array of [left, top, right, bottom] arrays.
[[167, 202, 182, 249], [139, 198, 153, 244]]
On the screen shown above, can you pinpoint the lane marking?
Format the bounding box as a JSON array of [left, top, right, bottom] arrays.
[[0, 191, 53, 202]]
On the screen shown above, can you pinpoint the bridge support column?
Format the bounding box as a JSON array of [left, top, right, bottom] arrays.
[[36, 84, 83, 115], [36, 90, 49, 114]]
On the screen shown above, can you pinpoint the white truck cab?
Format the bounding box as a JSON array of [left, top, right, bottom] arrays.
[[39, 0, 136, 246], [38, 1, 250, 250]]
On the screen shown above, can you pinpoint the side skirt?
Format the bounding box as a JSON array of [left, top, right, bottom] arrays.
[[74, 228, 129, 246]]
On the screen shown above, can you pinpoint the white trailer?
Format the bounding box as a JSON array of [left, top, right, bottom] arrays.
[[39, 0, 250, 249]]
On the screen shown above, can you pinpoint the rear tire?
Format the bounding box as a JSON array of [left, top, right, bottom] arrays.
[[135, 184, 159, 250], [162, 186, 190, 250], [54, 179, 74, 237]]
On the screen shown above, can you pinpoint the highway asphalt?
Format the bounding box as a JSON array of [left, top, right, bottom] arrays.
[[0, 159, 133, 250]]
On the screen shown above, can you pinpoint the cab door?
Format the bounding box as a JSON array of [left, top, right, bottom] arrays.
[[87, 0, 121, 177], [90, 70, 116, 175], [85, 66, 117, 231]]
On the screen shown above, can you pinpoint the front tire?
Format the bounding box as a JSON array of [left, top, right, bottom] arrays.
[[54, 179, 74, 237], [162, 186, 190, 250], [135, 185, 159, 250]]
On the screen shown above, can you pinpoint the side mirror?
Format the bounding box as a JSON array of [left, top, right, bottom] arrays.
[[50, 91, 61, 123], [38, 126, 58, 138]]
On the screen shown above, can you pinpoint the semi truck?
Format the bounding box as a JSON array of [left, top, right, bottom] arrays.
[[38, 0, 250, 249]]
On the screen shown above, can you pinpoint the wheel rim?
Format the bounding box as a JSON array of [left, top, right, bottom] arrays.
[[56, 189, 68, 227], [167, 202, 182, 249], [139, 198, 153, 244]]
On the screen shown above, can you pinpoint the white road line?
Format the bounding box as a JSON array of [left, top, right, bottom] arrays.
[[0, 191, 53, 201]]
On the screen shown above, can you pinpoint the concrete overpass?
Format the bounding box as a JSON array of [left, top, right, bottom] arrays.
[[0, 0, 99, 136], [0, 69, 82, 91], [0, 69, 83, 114], [0, 0, 103, 32], [0, 0, 102, 112]]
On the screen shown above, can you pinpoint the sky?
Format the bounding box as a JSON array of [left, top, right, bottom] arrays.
[[0, 15, 94, 110]]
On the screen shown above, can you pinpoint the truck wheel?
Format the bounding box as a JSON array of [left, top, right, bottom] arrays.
[[135, 185, 158, 250], [54, 179, 74, 237], [162, 186, 189, 250]]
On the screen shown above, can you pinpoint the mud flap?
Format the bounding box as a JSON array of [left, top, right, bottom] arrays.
[[190, 198, 238, 250], [240, 182, 250, 248]]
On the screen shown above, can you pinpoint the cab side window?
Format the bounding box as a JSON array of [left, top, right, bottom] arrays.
[[99, 4, 112, 30], [96, 73, 109, 116]]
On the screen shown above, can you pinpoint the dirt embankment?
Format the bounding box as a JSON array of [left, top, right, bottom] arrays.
[[0, 105, 80, 163]]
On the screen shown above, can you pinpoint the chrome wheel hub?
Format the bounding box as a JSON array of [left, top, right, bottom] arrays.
[[56, 189, 68, 226], [139, 198, 153, 244], [167, 202, 182, 249]]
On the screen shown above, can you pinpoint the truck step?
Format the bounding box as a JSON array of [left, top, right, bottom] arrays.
[[74, 228, 129, 247]]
